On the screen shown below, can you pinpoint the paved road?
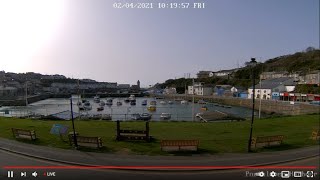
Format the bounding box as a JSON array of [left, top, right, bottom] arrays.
[[1, 150, 319, 180]]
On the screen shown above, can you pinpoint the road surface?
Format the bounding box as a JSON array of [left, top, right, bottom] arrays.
[[1, 149, 319, 180]]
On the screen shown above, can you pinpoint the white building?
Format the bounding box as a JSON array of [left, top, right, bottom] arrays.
[[188, 82, 212, 96], [163, 87, 177, 94], [196, 71, 214, 78], [248, 77, 295, 100], [214, 69, 238, 77], [0, 86, 18, 97]]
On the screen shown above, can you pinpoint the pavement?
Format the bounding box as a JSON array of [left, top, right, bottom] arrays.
[[0, 137, 319, 171]]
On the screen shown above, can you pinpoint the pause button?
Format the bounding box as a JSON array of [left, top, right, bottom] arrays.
[[7, 171, 14, 178]]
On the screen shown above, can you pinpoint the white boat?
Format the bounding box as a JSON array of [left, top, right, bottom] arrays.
[[168, 101, 173, 104], [131, 113, 141, 120], [181, 100, 188, 104], [129, 94, 136, 102], [106, 98, 113, 106], [93, 95, 100, 103], [101, 114, 112, 120], [99, 101, 105, 106], [160, 101, 167, 105], [160, 113, 171, 120]]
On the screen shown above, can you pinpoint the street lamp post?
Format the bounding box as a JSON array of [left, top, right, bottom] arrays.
[[248, 58, 257, 152], [192, 78, 195, 122], [70, 96, 78, 149]]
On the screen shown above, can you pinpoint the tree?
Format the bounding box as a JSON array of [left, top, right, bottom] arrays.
[[305, 46, 316, 52]]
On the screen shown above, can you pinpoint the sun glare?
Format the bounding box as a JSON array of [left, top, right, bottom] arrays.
[[0, 0, 65, 72]]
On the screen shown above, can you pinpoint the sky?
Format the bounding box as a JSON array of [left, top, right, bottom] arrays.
[[0, 0, 319, 87]]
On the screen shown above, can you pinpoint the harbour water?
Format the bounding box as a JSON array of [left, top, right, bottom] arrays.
[[0, 96, 261, 121]]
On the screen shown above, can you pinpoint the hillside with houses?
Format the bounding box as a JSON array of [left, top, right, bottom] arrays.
[[155, 49, 320, 102], [0, 71, 142, 101]]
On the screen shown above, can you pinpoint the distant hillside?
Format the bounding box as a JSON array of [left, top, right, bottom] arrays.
[[262, 49, 320, 73], [156, 49, 320, 91]]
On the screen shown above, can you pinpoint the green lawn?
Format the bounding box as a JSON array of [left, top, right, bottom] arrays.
[[0, 115, 319, 155]]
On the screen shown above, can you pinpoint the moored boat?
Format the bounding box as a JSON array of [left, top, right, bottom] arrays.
[[117, 101, 122, 106], [130, 101, 136, 105], [101, 114, 112, 120], [97, 106, 104, 111], [129, 94, 136, 102], [150, 101, 157, 105], [93, 95, 100, 103], [198, 100, 207, 104], [147, 105, 156, 111], [84, 101, 92, 110], [168, 101, 173, 104], [106, 98, 113, 106], [131, 113, 141, 120], [160, 113, 171, 120], [99, 101, 105, 106], [200, 105, 208, 111], [140, 113, 152, 121], [141, 100, 147, 106], [181, 100, 188, 104], [160, 101, 167, 105]]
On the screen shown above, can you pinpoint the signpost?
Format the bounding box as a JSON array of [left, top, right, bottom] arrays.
[[50, 124, 69, 141]]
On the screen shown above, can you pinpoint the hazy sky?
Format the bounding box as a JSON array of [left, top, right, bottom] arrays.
[[0, 0, 319, 87]]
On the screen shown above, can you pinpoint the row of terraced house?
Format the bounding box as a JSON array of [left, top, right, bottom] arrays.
[[163, 70, 320, 102]]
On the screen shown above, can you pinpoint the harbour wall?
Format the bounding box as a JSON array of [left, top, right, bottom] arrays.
[[0, 93, 144, 106], [0, 94, 51, 106], [162, 94, 320, 116]]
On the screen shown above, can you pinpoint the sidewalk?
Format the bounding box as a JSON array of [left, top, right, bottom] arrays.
[[0, 137, 319, 170]]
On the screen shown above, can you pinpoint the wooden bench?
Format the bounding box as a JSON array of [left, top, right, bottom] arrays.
[[12, 128, 37, 140], [160, 140, 199, 152], [68, 134, 103, 149], [116, 121, 151, 142], [251, 135, 284, 149], [310, 130, 319, 140]]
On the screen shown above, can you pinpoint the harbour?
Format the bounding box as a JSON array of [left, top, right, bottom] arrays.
[[0, 95, 259, 121]]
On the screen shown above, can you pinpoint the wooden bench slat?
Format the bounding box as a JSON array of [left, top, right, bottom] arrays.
[[69, 135, 103, 149], [160, 140, 199, 152], [311, 130, 320, 140], [251, 135, 284, 149], [116, 121, 150, 142], [120, 130, 146, 134], [12, 128, 37, 140]]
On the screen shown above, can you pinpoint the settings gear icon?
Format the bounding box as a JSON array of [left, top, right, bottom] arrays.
[[270, 171, 277, 178]]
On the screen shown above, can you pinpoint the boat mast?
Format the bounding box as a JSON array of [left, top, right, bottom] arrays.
[[25, 81, 28, 106], [77, 79, 80, 102]]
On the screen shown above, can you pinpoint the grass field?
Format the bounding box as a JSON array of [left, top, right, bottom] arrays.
[[0, 115, 319, 155]]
